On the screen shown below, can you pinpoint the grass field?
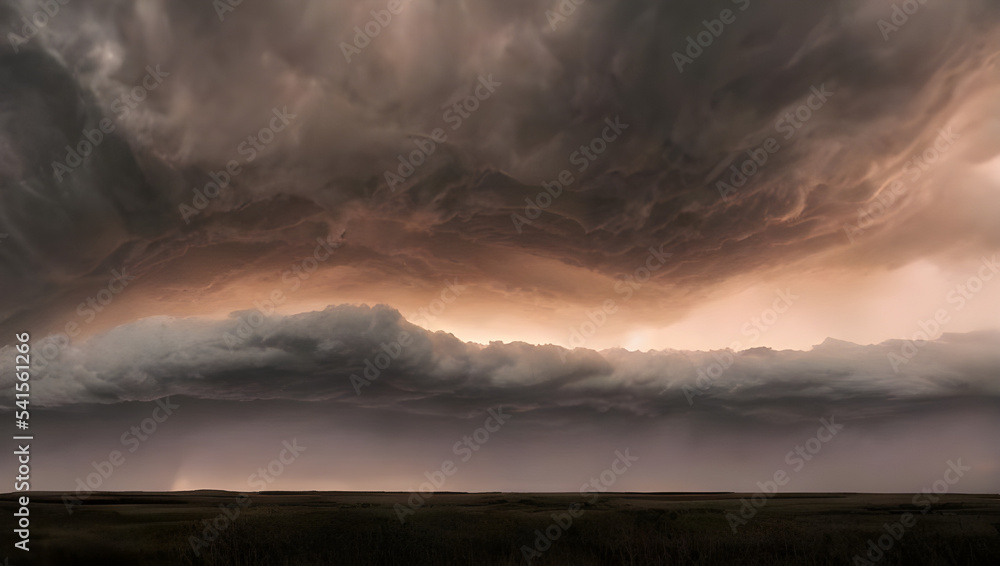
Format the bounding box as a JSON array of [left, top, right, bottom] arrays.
[[2, 492, 999, 565]]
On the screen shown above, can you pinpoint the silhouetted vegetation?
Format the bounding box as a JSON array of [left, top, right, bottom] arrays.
[[3, 492, 999, 565]]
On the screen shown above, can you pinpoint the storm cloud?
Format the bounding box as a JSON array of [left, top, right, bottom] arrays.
[[1, 0, 1000, 493], [5, 305, 998, 424], [2, 0, 1000, 337]]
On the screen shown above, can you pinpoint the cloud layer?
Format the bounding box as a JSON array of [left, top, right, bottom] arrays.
[[2, 1, 1000, 493], [2, 0, 1000, 340], [6, 305, 998, 425]]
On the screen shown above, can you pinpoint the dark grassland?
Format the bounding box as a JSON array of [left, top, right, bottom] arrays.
[[2, 492, 999, 565]]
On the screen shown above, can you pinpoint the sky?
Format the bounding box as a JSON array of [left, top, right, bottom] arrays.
[[0, 0, 999, 494]]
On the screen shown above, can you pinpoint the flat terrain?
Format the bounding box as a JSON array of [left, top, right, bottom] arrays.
[[2, 491, 999, 565]]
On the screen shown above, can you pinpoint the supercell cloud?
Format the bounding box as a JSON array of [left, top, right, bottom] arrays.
[[1, 0, 999, 492]]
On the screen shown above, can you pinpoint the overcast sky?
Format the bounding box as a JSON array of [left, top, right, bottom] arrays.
[[1, 0, 999, 493]]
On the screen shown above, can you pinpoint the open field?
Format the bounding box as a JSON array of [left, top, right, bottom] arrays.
[[2, 491, 999, 565]]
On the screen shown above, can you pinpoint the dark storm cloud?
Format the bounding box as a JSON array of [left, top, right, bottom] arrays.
[[4, 304, 998, 425], [2, 0, 1000, 325]]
